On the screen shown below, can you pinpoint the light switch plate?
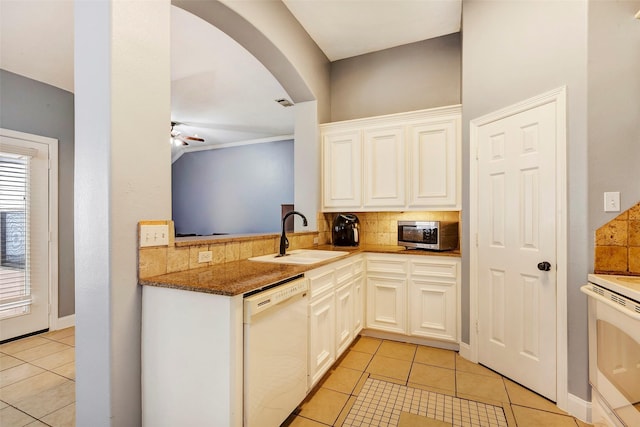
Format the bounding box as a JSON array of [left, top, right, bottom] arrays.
[[140, 224, 169, 247], [604, 192, 620, 212]]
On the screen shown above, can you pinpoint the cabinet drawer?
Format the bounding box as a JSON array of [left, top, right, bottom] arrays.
[[307, 268, 335, 298], [335, 262, 354, 285], [410, 259, 459, 279], [367, 257, 408, 275]]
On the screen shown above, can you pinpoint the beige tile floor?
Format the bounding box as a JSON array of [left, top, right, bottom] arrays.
[[0, 331, 594, 427], [0, 327, 75, 427], [288, 337, 593, 427]]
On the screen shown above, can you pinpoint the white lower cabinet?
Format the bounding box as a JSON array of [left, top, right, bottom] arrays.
[[335, 281, 354, 357], [409, 278, 457, 341], [308, 290, 336, 387], [366, 275, 407, 334], [307, 255, 363, 389], [353, 274, 364, 335], [307, 253, 459, 389], [408, 257, 460, 343], [365, 253, 460, 344], [366, 255, 408, 334]]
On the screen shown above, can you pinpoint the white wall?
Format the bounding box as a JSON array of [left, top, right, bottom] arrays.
[[294, 101, 320, 231], [462, 0, 590, 400], [587, 0, 640, 257], [75, 1, 171, 425], [218, 0, 331, 122]]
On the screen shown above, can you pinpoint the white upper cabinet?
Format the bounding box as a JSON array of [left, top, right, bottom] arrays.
[[322, 131, 362, 208], [408, 117, 460, 209], [363, 126, 406, 208], [321, 105, 461, 212]]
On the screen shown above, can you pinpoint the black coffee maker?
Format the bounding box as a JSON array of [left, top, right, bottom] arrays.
[[332, 213, 360, 246]]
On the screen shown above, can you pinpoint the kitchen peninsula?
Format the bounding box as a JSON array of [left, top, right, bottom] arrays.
[[139, 220, 461, 427]]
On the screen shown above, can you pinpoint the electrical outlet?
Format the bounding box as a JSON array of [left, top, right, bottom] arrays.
[[604, 192, 620, 212], [140, 224, 169, 247], [198, 251, 213, 263]]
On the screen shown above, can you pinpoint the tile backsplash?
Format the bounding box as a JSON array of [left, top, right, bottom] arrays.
[[139, 212, 461, 279], [594, 202, 640, 275], [138, 220, 317, 279], [320, 211, 461, 248]]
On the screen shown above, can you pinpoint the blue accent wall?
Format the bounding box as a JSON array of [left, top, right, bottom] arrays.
[[172, 140, 294, 235]]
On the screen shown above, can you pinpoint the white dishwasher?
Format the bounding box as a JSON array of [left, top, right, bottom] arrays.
[[243, 275, 309, 427]]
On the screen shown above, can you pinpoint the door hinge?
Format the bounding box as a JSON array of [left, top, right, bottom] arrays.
[[475, 320, 480, 333]]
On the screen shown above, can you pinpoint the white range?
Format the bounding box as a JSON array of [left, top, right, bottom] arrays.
[[582, 274, 640, 427]]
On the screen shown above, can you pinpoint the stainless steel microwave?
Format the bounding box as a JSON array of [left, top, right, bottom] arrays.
[[397, 221, 458, 251]]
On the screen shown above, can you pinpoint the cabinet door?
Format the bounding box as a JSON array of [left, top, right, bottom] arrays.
[[353, 274, 365, 336], [366, 275, 407, 334], [363, 126, 406, 207], [335, 282, 354, 357], [322, 131, 362, 209], [409, 279, 457, 342], [408, 118, 459, 209], [308, 291, 336, 388]]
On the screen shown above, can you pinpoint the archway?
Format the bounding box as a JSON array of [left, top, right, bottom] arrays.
[[172, 0, 328, 230]]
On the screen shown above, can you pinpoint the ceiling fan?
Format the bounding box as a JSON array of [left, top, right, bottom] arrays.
[[170, 121, 205, 146]]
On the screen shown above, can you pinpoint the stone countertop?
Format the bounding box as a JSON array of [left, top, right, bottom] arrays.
[[139, 245, 461, 297]]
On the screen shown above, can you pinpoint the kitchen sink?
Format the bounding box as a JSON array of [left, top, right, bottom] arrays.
[[249, 249, 349, 265]]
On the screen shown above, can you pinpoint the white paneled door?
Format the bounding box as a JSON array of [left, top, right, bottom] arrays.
[[476, 101, 557, 401], [0, 132, 53, 341]]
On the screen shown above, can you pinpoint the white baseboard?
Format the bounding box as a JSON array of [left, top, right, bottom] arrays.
[[52, 314, 75, 330], [458, 341, 475, 362], [567, 392, 592, 424], [359, 329, 460, 351]]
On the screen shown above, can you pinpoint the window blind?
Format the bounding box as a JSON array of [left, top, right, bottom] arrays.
[[0, 154, 31, 319]]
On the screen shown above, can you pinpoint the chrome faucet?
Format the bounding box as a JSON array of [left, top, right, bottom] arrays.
[[278, 211, 308, 257]]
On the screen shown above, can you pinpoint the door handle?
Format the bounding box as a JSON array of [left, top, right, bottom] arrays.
[[537, 261, 551, 271]]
